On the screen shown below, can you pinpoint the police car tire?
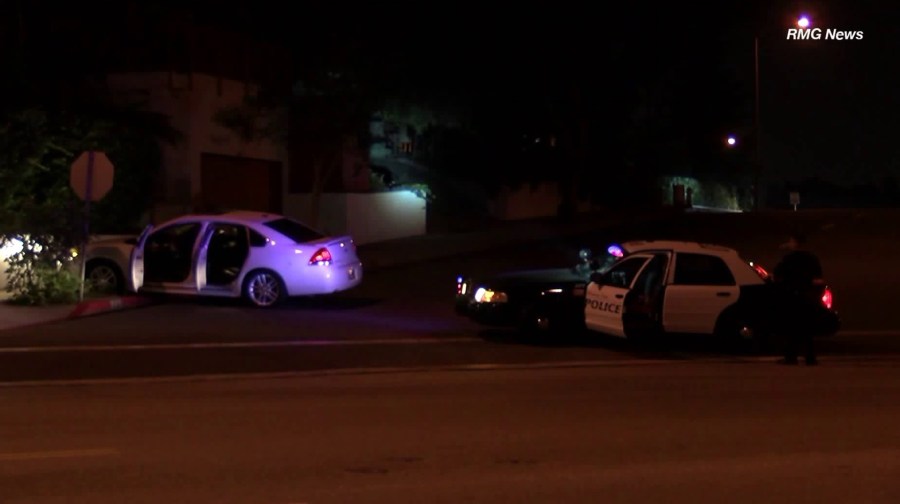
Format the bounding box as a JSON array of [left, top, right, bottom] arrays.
[[715, 311, 770, 352], [517, 303, 552, 334], [714, 310, 750, 341]]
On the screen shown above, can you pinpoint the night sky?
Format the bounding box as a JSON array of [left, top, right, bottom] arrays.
[[6, 0, 899, 190]]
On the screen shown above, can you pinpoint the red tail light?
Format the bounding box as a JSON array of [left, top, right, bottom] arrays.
[[749, 262, 769, 280], [821, 287, 833, 310], [309, 247, 332, 266]]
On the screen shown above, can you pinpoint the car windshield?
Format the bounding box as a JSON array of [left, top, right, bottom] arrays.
[[262, 218, 325, 243], [574, 250, 621, 276]]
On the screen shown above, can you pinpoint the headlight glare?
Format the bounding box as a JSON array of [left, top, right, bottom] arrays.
[[474, 287, 508, 303]]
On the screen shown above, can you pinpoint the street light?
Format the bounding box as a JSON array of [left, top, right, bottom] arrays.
[[726, 135, 737, 147]]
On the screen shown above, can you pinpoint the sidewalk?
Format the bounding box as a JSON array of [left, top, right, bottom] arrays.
[[0, 294, 155, 334], [0, 209, 668, 333]]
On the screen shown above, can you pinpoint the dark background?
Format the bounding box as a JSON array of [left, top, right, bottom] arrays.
[[3, 0, 897, 205]]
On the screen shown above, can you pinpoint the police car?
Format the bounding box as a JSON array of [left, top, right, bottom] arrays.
[[455, 247, 621, 334], [583, 240, 839, 343]]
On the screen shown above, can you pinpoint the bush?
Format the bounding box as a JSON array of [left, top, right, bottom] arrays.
[[2, 235, 80, 305]]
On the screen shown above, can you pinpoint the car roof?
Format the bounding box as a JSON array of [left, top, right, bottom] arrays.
[[622, 240, 738, 256], [160, 210, 285, 227]]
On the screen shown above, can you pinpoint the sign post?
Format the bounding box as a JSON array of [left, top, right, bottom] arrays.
[[789, 191, 800, 212], [70, 151, 114, 301]]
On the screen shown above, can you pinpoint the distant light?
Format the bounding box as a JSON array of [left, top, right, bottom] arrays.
[[797, 16, 810, 28], [727, 136, 737, 146], [607, 244, 624, 258]]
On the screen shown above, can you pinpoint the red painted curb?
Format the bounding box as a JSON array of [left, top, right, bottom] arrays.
[[68, 296, 155, 319]]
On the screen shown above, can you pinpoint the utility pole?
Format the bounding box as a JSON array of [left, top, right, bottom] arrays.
[[753, 35, 762, 211]]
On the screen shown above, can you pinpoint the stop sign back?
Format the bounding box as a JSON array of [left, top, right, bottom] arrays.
[[70, 150, 114, 201]]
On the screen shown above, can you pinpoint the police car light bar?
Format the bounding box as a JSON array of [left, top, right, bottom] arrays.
[[607, 244, 624, 258]]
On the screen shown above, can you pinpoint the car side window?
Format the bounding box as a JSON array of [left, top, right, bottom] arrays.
[[600, 256, 650, 289], [146, 222, 202, 255], [633, 253, 668, 297], [673, 253, 736, 286], [248, 228, 267, 247]]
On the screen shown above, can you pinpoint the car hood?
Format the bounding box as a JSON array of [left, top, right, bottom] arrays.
[[485, 267, 589, 289], [89, 235, 135, 246]]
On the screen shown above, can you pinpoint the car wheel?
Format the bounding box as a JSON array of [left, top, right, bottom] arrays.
[[715, 312, 769, 353], [242, 269, 285, 308], [517, 303, 553, 336], [85, 260, 125, 295]]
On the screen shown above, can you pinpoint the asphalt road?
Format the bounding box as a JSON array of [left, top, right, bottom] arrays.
[[4, 211, 900, 503], [4, 362, 900, 503], [0, 210, 898, 384]]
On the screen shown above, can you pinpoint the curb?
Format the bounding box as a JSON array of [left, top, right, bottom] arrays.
[[68, 296, 156, 319]]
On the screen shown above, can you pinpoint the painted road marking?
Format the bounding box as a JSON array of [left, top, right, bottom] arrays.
[[1, 329, 895, 355], [0, 360, 689, 387], [0, 337, 483, 354], [5, 355, 900, 388], [0, 448, 119, 462]]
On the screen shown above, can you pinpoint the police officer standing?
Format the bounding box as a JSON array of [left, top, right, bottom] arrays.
[[772, 231, 823, 365]]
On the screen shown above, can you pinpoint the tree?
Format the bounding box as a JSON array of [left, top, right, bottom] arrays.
[[289, 72, 375, 226], [0, 77, 180, 303], [214, 69, 378, 227]]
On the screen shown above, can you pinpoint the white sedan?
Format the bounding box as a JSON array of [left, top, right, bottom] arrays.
[[129, 211, 363, 307], [584, 240, 839, 344]]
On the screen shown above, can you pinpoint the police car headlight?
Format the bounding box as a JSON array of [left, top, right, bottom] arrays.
[[474, 287, 508, 303]]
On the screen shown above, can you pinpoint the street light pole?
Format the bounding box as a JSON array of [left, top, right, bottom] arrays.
[[753, 35, 761, 211]]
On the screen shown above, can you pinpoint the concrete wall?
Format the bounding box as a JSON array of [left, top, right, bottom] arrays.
[[284, 191, 426, 245], [489, 182, 561, 220]]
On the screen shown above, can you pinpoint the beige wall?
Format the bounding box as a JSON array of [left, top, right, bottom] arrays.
[[106, 72, 288, 223], [283, 192, 426, 245]]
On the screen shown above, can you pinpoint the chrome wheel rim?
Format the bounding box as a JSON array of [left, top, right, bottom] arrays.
[[247, 272, 281, 307], [88, 265, 119, 293]]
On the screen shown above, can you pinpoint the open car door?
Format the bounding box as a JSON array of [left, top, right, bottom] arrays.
[[621, 252, 671, 339], [129, 224, 153, 292], [584, 254, 653, 338]]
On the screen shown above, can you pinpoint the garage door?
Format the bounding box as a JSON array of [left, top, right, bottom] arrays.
[[200, 153, 283, 213]]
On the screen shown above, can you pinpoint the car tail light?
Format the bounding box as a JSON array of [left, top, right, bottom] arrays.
[[821, 287, 833, 310], [309, 247, 332, 266], [749, 261, 770, 280]]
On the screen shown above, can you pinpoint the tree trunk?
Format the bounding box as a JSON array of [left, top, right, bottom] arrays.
[[308, 149, 342, 229], [309, 158, 324, 228]]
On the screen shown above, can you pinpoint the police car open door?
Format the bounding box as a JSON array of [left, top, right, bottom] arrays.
[[584, 254, 654, 338]]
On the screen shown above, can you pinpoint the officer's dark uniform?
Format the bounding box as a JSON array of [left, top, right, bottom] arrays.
[[773, 246, 823, 365]]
